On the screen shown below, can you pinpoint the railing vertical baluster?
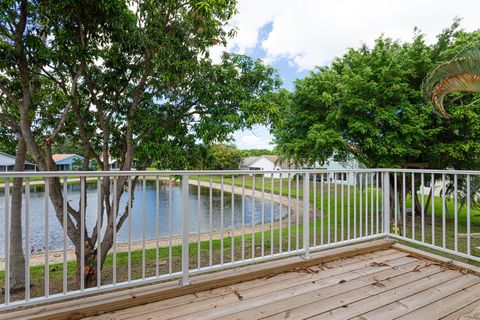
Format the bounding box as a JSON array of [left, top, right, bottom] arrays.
[[341, 174, 344, 242], [365, 173, 368, 236], [270, 174, 274, 256], [112, 177, 118, 286], [467, 174, 471, 256], [231, 176, 235, 262], [431, 174, 435, 246], [278, 173, 283, 253], [127, 177, 132, 282], [454, 174, 458, 252], [168, 177, 172, 274], [142, 176, 146, 280], [252, 175, 256, 259], [383, 172, 390, 237], [303, 173, 310, 259], [327, 173, 331, 243], [209, 176, 213, 267], [25, 178, 30, 301], [279, 173, 283, 253], [288, 173, 291, 251], [371, 173, 374, 235], [156, 176, 160, 276], [421, 173, 425, 243], [80, 177, 85, 291], [320, 173, 324, 245], [394, 173, 397, 235], [296, 175, 299, 251], [4, 179, 10, 305], [242, 175, 245, 261], [402, 173, 406, 238], [347, 173, 351, 240], [313, 174, 317, 247], [197, 176, 201, 269], [62, 177, 67, 294], [261, 175, 264, 258], [353, 173, 356, 239], [412, 172, 415, 240], [220, 176, 224, 265], [44, 178, 49, 298], [442, 173, 446, 248], [359, 173, 362, 238], [97, 177, 102, 287], [112, 177, 117, 285], [334, 175, 337, 243], [181, 175, 190, 286]]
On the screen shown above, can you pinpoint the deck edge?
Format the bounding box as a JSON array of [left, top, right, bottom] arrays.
[[0, 240, 391, 320]]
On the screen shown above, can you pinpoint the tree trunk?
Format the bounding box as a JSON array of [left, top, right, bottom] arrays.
[[9, 137, 26, 290]]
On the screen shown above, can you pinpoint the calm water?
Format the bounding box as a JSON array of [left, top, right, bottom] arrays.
[[0, 182, 285, 257]]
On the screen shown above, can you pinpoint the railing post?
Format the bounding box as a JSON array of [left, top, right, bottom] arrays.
[[382, 171, 391, 238], [302, 173, 310, 259], [180, 175, 190, 286]]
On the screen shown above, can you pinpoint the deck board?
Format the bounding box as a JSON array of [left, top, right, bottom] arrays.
[[6, 242, 480, 320], [88, 248, 480, 320]]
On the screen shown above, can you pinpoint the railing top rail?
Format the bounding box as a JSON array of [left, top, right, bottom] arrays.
[[1, 168, 479, 178]]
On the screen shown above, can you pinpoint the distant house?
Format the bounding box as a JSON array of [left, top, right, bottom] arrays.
[[240, 154, 363, 184], [240, 155, 298, 178], [0, 152, 37, 172], [316, 157, 363, 185], [52, 154, 84, 171]]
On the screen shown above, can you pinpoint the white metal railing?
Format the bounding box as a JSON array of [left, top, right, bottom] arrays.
[[0, 168, 478, 310]]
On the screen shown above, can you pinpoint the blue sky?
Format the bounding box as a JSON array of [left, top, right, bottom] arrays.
[[219, 0, 480, 150]]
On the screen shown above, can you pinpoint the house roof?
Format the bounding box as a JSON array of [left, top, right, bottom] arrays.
[[0, 151, 36, 167], [52, 154, 78, 162]]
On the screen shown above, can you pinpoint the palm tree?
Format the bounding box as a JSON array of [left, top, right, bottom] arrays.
[[423, 47, 480, 116]]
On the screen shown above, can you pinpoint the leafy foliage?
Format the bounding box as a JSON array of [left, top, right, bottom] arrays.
[[272, 22, 480, 170]]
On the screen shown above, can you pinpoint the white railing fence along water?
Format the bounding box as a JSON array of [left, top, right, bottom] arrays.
[[0, 169, 478, 309]]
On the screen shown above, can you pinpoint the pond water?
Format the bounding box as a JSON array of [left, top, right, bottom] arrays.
[[0, 181, 286, 257]]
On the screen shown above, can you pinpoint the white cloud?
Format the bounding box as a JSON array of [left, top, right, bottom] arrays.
[[234, 127, 274, 150], [225, 0, 480, 70]]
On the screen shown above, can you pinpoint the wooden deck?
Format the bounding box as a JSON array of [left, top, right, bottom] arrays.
[[4, 241, 480, 320], [88, 248, 480, 320]]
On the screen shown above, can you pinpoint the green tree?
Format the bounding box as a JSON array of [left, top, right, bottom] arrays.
[[205, 144, 242, 170], [273, 23, 480, 170], [0, 0, 280, 286], [272, 22, 480, 218]]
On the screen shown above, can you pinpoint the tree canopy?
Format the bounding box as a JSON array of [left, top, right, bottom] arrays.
[[0, 0, 280, 285], [272, 21, 480, 169]]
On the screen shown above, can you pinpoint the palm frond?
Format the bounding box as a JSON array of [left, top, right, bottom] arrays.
[[423, 47, 480, 116]]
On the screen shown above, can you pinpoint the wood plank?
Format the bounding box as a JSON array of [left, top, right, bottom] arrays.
[[311, 270, 463, 319], [442, 300, 480, 320], [257, 264, 442, 320], [92, 250, 405, 320], [392, 243, 480, 276], [354, 274, 480, 320], [166, 257, 429, 320], [126, 255, 417, 320], [0, 240, 392, 320], [396, 283, 480, 320]]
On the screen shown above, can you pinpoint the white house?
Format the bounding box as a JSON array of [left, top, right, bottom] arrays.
[[318, 156, 363, 185], [0, 152, 37, 172], [240, 154, 363, 184], [239, 155, 296, 178]]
